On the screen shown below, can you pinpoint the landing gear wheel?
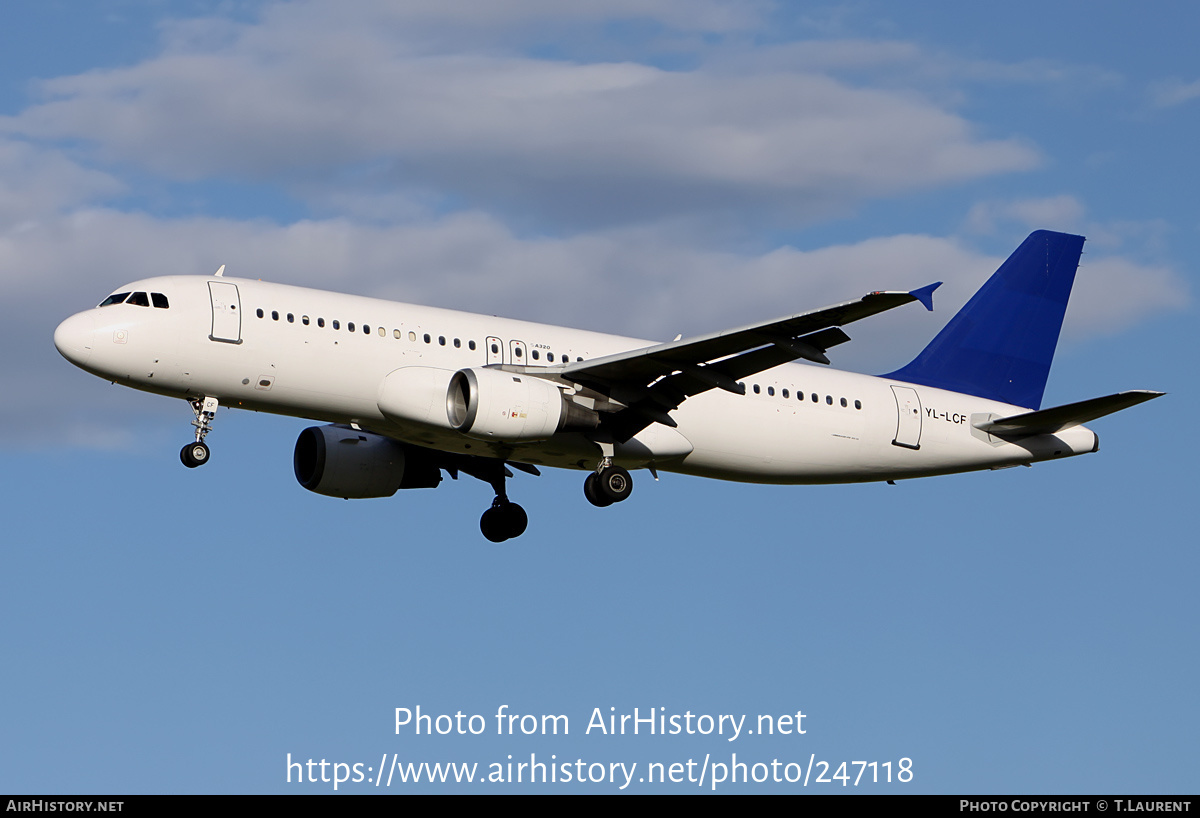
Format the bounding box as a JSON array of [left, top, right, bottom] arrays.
[[584, 472, 614, 507], [180, 441, 210, 468], [480, 507, 507, 542], [596, 465, 632, 503], [504, 503, 528, 539], [181, 396, 218, 469], [480, 501, 528, 542]]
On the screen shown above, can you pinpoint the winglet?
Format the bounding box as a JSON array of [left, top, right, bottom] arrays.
[[909, 282, 941, 312]]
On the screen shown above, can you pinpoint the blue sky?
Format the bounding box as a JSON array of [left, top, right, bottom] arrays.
[[1, 0, 1196, 794]]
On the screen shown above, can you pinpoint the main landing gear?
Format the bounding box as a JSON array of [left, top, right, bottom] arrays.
[[584, 459, 633, 508], [480, 498, 528, 543], [180, 396, 219, 468], [478, 463, 528, 543]]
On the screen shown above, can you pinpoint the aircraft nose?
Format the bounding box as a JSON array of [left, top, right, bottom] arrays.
[[54, 311, 96, 367]]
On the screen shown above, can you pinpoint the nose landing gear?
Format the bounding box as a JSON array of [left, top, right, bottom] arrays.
[[180, 396, 219, 468]]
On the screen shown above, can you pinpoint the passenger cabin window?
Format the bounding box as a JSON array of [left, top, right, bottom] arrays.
[[151, 293, 169, 309], [127, 292, 150, 307], [99, 292, 130, 307]]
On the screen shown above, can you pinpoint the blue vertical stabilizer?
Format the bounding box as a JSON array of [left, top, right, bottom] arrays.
[[883, 230, 1085, 410]]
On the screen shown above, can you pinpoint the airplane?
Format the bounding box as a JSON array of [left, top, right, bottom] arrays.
[[53, 230, 1162, 541]]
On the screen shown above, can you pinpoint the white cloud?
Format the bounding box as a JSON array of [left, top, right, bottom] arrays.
[[1149, 77, 1200, 108], [731, 38, 1121, 92], [251, 0, 771, 37], [1, 1, 1038, 230], [1065, 255, 1188, 339], [720, 38, 926, 74], [965, 195, 1086, 235], [0, 139, 123, 229]]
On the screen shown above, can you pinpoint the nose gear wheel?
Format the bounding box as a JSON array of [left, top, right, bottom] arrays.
[[180, 441, 210, 468]]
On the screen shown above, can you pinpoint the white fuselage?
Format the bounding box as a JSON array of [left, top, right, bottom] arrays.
[[54, 274, 1099, 483]]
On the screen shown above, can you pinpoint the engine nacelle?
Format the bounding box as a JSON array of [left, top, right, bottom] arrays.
[[377, 366, 458, 429], [293, 425, 441, 499], [447, 367, 598, 441]]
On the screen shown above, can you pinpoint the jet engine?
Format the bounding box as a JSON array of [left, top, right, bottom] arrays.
[[293, 425, 441, 499], [377, 366, 458, 429], [447, 367, 598, 441]]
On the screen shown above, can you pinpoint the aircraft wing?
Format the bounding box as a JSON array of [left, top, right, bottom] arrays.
[[539, 283, 941, 441]]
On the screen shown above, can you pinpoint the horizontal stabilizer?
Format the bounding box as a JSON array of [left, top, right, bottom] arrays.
[[973, 390, 1164, 437]]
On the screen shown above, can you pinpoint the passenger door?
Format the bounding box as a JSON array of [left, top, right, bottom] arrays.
[[208, 282, 242, 344], [890, 385, 922, 449]]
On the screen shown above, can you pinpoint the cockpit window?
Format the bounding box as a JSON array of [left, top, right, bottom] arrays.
[[151, 293, 169, 309], [99, 292, 130, 307], [127, 291, 150, 307]]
